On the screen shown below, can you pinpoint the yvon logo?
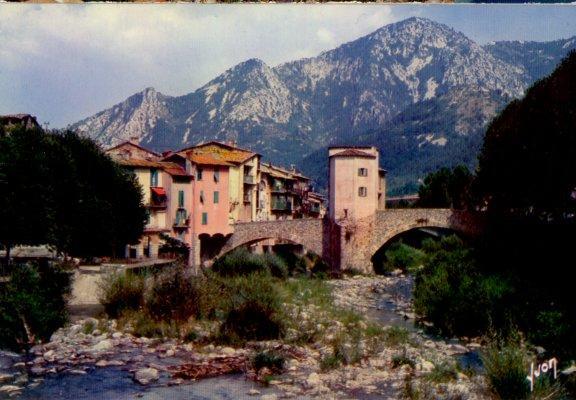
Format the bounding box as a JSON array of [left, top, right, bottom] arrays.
[[526, 358, 558, 392]]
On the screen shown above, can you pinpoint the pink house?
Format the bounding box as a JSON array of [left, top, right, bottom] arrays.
[[329, 146, 387, 221]]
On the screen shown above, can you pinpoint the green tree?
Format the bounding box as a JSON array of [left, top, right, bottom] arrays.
[[0, 126, 147, 261], [471, 50, 576, 358], [417, 165, 473, 209]]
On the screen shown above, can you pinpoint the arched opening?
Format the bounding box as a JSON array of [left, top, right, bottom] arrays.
[[216, 237, 328, 276], [199, 233, 230, 263], [371, 227, 459, 275]]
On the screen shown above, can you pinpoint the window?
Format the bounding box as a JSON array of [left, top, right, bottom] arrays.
[[213, 191, 219, 204], [358, 168, 368, 177], [358, 187, 367, 197], [178, 190, 185, 208], [197, 167, 203, 181], [202, 212, 208, 225], [214, 169, 219, 183], [150, 169, 158, 187], [200, 190, 205, 203]]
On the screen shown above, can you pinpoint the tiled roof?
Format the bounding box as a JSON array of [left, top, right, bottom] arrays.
[[187, 152, 234, 167], [260, 163, 309, 181], [115, 158, 165, 168], [329, 148, 376, 158], [160, 162, 190, 177], [106, 141, 161, 158], [179, 141, 257, 165]]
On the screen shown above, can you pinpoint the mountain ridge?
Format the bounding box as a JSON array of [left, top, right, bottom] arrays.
[[71, 18, 576, 192]]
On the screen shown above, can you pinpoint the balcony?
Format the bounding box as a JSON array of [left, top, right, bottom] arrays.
[[271, 200, 292, 212], [173, 218, 190, 228], [149, 187, 167, 209], [243, 175, 255, 185]]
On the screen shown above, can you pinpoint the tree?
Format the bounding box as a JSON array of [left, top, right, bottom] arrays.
[[0, 126, 147, 261], [416, 165, 473, 209], [470, 50, 576, 358]]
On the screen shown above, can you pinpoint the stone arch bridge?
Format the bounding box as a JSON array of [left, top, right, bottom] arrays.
[[216, 209, 482, 274]]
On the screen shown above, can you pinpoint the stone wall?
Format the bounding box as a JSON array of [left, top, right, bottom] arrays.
[[218, 218, 327, 261]]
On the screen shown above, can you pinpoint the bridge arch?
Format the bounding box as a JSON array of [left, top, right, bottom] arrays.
[[215, 218, 327, 263], [339, 209, 481, 274]]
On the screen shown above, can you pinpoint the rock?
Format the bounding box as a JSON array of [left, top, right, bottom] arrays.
[[0, 385, 21, 394], [419, 360, 434, 372], [450, 344, 468, 354], [221, 347, 235, 356], [112, 332, 123, 339], [134, 368, 159, 385], [260, 395, 277, 400], [92, 329, 102, 336], [0, 374, 13, 384], [95, 360, 125, 367], [562, 366, 576, 375], [43, 350, 55, 361], [68, 369, 87, 375], [247, 389, 260, 396], [165, 349, 175, 357], [91, 339, 114, 352], [535, 346, 546, 355], [306, 372, 321, 388], [30, 367, 45, 376]]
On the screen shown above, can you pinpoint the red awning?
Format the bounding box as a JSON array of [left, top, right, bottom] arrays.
[[151, 187, 166, 196]]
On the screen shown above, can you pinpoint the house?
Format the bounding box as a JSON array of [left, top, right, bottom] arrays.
[[328, 146, 387, 221]]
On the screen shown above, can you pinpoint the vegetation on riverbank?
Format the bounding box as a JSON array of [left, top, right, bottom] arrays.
[[0, 262, 71, 351]]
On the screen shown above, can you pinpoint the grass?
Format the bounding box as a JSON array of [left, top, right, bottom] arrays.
[[481, 339, 530, 400], [98, 271, 145, 318], [425, 361, 458, 383], [383, 326, 410, 347]]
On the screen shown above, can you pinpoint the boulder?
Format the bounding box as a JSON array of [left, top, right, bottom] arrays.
[[91, 339, 113, 352], [134, 368, 159, 385]]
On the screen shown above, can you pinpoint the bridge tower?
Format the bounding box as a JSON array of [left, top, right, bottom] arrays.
[[328, 146, 386, 221]]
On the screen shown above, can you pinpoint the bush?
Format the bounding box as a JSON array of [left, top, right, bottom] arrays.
[[425, 361, 458, 383], [481, 340, 530, 400], [252, 350, 285, 374], [98, 270, 145, 318], [146, 266, 200, 321], [383, 241, 425, 273], [0, 262, 71, 350], [217, 273, 284, 344], [383, 326, 410, 347], [212, 248, 287, 279], [413, 235, 512, 337]]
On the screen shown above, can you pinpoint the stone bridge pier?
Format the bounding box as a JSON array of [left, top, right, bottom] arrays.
[[213, 209, 481, 274]]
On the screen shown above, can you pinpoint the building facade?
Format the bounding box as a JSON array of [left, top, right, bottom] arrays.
[[106, 140, 326, 266], [328, 146, 386, 221]]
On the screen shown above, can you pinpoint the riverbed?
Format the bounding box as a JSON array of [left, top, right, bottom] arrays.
[[1, 275, 488, 400]]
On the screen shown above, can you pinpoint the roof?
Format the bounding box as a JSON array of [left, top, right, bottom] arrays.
[[260, 162, 310, 181], [329, 148, 376, 159], [187, 152, 234, 167], [106, 141, 161, 158], [178, 141, 258, 165], [161, 162, 191, 177], [115, 158, 166, 168]]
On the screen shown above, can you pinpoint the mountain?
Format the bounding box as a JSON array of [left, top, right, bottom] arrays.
[[484, 38, 576, 82], [71, 18, 576, 193]]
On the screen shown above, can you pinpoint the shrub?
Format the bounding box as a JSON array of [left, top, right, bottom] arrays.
[[383, 326, 410, 347], [0, 262, 71, 350], [426, 361, 458, 383], [212, 248, 287, 279], [217, 273, 284, 344], [146, 266, 199, 321], [413, 235, 512, 337], [98, 270, 145, 318], [481, 340, 530, 400], [252, 350, 285, 374], [392, 353, 416, 369], [383, 241, 425, 273]]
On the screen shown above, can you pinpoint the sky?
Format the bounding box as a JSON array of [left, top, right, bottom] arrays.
[[1, 4, 576, 128]]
